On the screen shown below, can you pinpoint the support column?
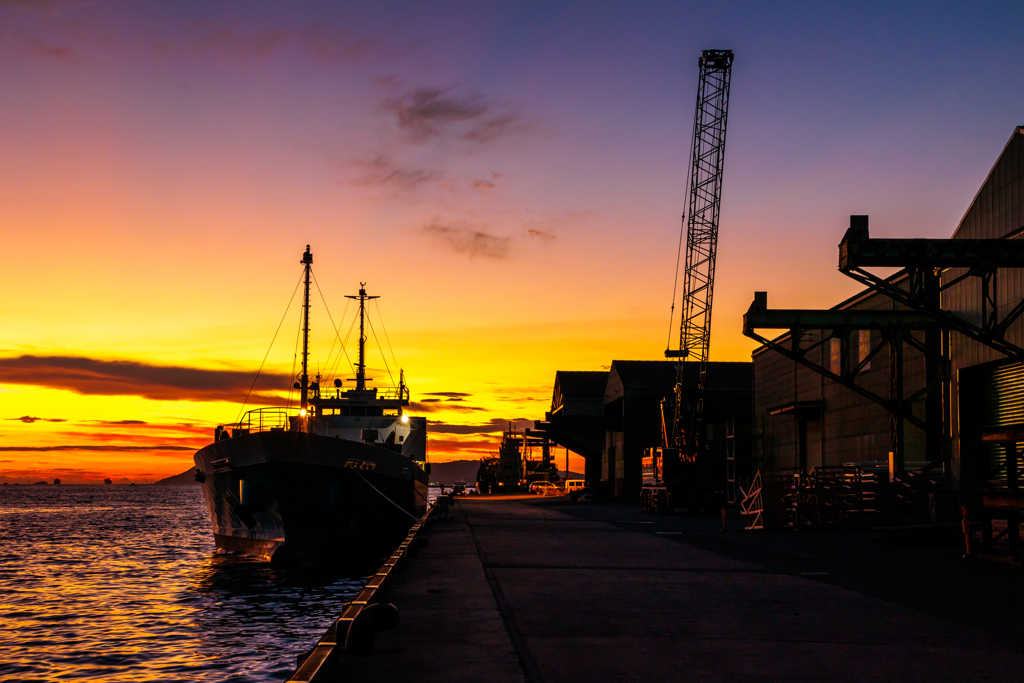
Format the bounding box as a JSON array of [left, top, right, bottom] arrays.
[[889, 332, 904, 477], [1008, 442, 1019, 561], [921, 269, 945, 470]]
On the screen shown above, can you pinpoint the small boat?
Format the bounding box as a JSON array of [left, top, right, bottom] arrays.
[[194, 246, 429, 564], [103, 478, 112, 485]]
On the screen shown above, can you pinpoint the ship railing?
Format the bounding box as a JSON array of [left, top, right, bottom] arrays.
[[375, 386, 410, 401], [235, 407, 292, 434]]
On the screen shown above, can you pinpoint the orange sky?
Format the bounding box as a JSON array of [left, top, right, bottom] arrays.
[[2, 3, 1020, 482]]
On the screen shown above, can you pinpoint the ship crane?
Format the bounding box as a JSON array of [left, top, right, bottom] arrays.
[[642, 49, 733, 513]]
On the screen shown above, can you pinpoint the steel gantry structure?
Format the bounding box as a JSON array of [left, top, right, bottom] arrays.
[[744, 214, 1024, 479]]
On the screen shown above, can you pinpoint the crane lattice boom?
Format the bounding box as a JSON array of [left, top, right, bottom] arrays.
[[672, 49, 733, 453]]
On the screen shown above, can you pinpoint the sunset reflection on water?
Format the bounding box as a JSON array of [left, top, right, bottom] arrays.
[[0, 486, 365, 681]]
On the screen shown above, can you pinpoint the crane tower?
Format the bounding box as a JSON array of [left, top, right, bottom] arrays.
[[670, 49, 734, 455], [642, 49, 733, 512]]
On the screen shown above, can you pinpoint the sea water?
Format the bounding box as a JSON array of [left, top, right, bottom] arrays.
[[0, 485, 368, 682]]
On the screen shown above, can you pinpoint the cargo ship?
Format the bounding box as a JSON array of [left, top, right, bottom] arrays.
[[194, 246, 429, 564]]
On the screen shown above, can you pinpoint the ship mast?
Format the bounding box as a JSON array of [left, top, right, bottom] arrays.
[[345, 283, 379, 391], [300, 245, 313, 413]]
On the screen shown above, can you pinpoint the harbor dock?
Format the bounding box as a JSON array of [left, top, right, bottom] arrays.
[[335, 494, 1024, 682]]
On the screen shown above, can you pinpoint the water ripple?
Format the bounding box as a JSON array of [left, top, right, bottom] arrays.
[[0, 486, 368, 682]]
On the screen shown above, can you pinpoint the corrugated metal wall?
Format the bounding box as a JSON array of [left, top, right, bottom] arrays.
[[959, 360, 1024, 490], [944, 128, 1024, 484], [754, 283, 930, 473]]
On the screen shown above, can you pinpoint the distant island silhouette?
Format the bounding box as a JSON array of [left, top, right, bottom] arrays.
[[154, 460, 583, 487]]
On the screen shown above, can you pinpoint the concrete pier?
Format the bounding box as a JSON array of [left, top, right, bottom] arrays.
[[339, 495, 1024, 682]]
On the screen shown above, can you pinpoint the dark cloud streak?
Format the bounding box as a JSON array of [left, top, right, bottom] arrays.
[[409, 401, 484, 414], [0, 355, 290, 404], [344, 156, 441, 189], [0, 444, 194, 452], [429, 418, 533, 435], [422, 222, 510, 260], [384, 88, 527, 145]]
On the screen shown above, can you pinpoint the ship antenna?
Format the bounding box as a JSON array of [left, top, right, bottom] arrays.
[[357, 283, 366, 391], [300, 245, 313, 417], [346, 282, 379, 391]]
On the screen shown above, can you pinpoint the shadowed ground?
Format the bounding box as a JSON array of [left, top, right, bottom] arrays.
[[338, 495, 1024, 682]]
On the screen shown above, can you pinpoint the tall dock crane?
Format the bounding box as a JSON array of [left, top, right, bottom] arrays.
[[642, 49, 734, 513]]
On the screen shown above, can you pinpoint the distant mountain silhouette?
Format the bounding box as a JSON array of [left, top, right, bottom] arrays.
[[429, 459, 583, 485], [155, 460, 583, 486], [154, 468, 200, 486]]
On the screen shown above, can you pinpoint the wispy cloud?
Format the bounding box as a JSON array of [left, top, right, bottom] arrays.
[[409, 401, 484, 413], [6, 415, 66, 423], [0, 10, 408, 68], [522, 211, 593, 242], [344, 156, 441, 190], [183, 23, 287, 60], [0, 355, 289, 404], [384, 88, 528, 145], [430, 417, 532, 435], [29, 39, 78, 64], [422, 221, 511, 260], [422, 391, 472, 398]]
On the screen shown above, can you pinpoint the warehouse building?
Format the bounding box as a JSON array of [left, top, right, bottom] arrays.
[[536, 360, 752, 500], [750, 126, 1024, 500]]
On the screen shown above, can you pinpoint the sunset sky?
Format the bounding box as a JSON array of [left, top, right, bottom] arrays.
[[2, 2, 1023, 482]]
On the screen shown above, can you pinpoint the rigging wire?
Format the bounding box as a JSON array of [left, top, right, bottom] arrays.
[[286, 303, 302, 410], [328, 313, 360, 387], [373, 298, 402, 373], [666, 213, 687, 353], [310, 270, 357, 381], [323, 301, 360, 389], [364, 313, 395, 387], [666, 75, 703, 359], [234, 271, 304, 425], [320, 298, 351, 385]]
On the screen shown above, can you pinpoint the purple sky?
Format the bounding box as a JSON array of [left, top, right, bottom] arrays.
[[1, 1, 1023, 475]]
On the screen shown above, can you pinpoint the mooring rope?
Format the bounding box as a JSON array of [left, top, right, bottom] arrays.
[[355, 471, 418, 522]]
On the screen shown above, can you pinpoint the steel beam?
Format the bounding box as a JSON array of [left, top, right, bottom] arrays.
[[839, 215, 1024, 271], [743, 295, 941, 334], [838, 215, 1024, 362], [744, 292, 949, 475]]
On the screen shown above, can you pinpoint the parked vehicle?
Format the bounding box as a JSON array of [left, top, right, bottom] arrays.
[[563, 479, 586, 493], [452, 480, 467, 496], [529, 482, 561, 496]]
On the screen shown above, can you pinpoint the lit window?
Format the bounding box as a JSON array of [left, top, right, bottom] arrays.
[[830, 338, 842, 375], [858, 329, 871, 370]]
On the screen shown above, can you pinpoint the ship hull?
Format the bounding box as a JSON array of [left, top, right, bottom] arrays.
[[194, 431, 428, 564]]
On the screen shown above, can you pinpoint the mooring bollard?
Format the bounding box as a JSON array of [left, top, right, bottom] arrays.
[[962, 506, 973, 559], [287, 502, 435, 681], [345, 603, 401, 654], [407, 535, 429, 558]]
